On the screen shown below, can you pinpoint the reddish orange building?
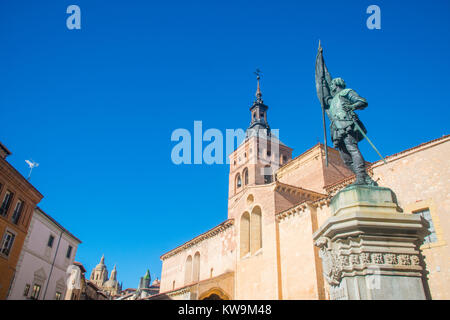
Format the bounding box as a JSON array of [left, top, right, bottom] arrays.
[[0, 142, 43, 299]]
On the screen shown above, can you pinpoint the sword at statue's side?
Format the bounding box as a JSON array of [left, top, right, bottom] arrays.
[[349, 112, 388, 164]]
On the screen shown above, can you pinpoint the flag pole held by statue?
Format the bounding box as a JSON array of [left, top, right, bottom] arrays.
[[315, 40, 329, 167]]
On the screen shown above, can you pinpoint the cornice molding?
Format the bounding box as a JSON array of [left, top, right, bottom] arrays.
[[160, 219, 234, 261], [276, 200, 311, 221], [275, 182, 326, 199]]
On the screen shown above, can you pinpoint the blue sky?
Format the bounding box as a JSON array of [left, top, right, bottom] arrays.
[[1, 0, 449, 289]]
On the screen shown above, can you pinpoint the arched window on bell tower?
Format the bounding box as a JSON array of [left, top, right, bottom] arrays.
[[263, 165, 273, 184], [243, 168, 249, 185], [236, 173, 242, 190]]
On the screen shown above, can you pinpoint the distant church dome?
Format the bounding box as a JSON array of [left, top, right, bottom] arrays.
[[103, 279, 118, 288]]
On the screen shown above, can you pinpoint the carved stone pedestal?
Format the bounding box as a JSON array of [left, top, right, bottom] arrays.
[[313, 185, 430, 300]]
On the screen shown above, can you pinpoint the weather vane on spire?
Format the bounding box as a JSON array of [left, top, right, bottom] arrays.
[[253, 68, 263, 103], [25, 159, 39, 180], [254, 68, 262, 80]]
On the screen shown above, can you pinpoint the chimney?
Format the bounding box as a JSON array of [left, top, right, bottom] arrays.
[[0, 142, 12, 159]]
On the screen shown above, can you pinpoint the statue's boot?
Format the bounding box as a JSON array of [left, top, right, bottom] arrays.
[[350, 172, 378, 186], [364, 174, 378, 186], [351, 175, 367, 186], [346, 161, 365, 186]]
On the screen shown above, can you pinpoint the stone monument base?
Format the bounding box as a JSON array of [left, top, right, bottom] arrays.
[[313, 185, 430, 300]]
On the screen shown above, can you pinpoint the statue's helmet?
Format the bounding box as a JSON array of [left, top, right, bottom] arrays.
[[331, 77, 346, 89]]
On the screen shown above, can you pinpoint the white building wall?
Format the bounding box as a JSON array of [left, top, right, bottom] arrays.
[[7, 208, 80, 300]]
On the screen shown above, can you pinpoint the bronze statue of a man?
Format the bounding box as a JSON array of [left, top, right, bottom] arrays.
[[316, 43, 378, 186], [323, 77, 377, 185]]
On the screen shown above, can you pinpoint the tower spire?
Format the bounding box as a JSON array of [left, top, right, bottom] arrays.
[[254, 68, 263, 103], [247, 69, 270, 137], [110, 264, 117, 280]]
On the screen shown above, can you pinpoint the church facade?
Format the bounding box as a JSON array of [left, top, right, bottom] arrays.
[[156, 80, 450, 300]]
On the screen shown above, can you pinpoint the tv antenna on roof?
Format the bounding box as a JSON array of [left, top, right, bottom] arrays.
[[25, 159, 39, 180]]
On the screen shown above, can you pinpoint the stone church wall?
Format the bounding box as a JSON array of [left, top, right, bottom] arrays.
[[371, 137, 450, 300]]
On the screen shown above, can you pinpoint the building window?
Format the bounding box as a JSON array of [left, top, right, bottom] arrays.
[[184, 255, 192, 285], [414, 209, 437, 244], [193, 252, 200, 282], [250, 206, 262, 253], [0, 190, 13, 216], [23, 284, 30, 297], [263, 165, 273, 184], [47, 235, 55, 248], [55, 292, 62, 300], [11, 200, 24, 224], [30, 284, 41, 300], [66, 245, 73, 259], [240, 207, 263, 258], [172, 280, 175, 290], [243, 168, 249, 185], [1, 231, 16, 257], [240, 212, 250, 258], [236, 174, 242, 189]]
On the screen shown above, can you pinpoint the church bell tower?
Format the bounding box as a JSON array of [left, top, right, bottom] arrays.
[[247, 71, 270, 137], [228, 71, 292, 205]]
